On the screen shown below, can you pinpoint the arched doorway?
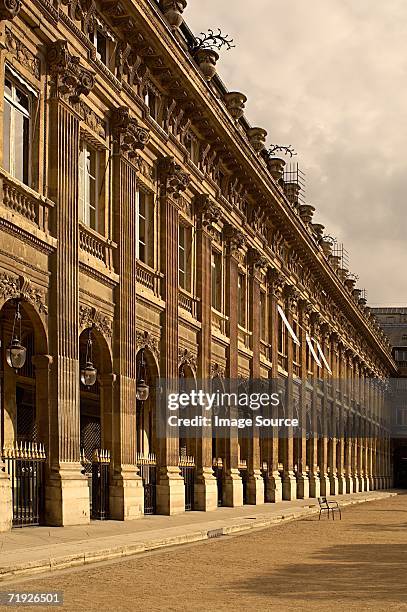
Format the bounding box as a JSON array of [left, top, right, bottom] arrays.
[[135, 347, 159, 514], [178, 363, 196, 511], [79, 327, 113, 520], [0, 298, 48, 527]]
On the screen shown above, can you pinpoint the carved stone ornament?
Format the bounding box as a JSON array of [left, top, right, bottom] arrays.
[[267, 268, 285, 300], [158, 156, 190, 199], [79, 305, 113, 339], [284, 285, 300, 313], [47, 40, 95, 103], [111, 106, 150, 160], [136, 330, 159, 358], [159, 0, 187, 31], [0, 0, 21, 21], [61, 0, 96, 34], [194, 194, 221, 229], [211, 362, 225, 379], [248, 247, 268, 272], [0, 273, 48, 314], [178, 347, 197, 372], [223, 91, 247, 121], [223, 224, 246, 255], [5, 29, 40, 79]]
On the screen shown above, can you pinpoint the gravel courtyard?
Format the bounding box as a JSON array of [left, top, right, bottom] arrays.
[[4, 494, 407, 612]]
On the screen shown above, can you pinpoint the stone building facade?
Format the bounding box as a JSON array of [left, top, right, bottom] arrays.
[[0, 0, 396, 531], [373, 307, 407, 487]]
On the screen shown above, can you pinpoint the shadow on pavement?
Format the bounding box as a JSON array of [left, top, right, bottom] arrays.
[[233, 543, 407, 604]]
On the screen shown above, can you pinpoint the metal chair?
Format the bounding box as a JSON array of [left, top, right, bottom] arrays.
[[318, 496, 342, 520]]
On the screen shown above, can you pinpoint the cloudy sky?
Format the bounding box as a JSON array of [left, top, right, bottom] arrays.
[[185, 0, 407, 306]]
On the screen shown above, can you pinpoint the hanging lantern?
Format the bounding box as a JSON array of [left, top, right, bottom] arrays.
[[136, 348, 149, 401], [80, 329, 97, 387], [6, 302, 26, 371]]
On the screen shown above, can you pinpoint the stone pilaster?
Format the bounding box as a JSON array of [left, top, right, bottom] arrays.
[[281, 286, 297, 501], [193, 195, 219, 511], [110, 107, 149, 520], [246, 249, 266, 505], [156, 156, 189, 514], [46, 41, 94, 526], [266, 268, 284, 502], [222, 224, 244, 507], [296, 300, 309, 499]]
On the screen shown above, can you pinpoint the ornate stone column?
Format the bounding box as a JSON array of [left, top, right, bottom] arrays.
[[281, 286, 297, 501], [0, 368, 12, 531], [46, 41, 95, 526], [342, 348, 354, 494], [321, 326, 337, 496], [315, 317, 329, 497], [246, 248, 266, 504], [110, 106, 149, 519], [265, 268, 284, 502], [222, 224, 244, 507], [296, 299, 309, 499], [156, 156, 189, 514], [193, 195, 219, 511], [332, 334, 345, 494], [306, 307, 320, 498]]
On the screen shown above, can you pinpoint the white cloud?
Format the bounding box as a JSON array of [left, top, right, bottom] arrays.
[[185, 0, 407, 304]]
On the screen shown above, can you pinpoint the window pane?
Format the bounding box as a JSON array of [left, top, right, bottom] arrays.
[[16, 89, 29, 112], [238, 274, 246, 327], [211, 252, 222, 311], [4, 79, 12, 98], [96, 31, 107, 65], [3, 99, 11, 172], [13, 109, 26, 183]]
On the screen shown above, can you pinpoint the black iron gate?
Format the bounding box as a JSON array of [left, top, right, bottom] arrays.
[[179, 457, 195, 511], [261, 462, 270, 503], [81, 449, 110, 520], [2, 442, 46, 528], [239, 462, 249, 505], [137, 454, 157, 515], [213, 458, 223, 507]]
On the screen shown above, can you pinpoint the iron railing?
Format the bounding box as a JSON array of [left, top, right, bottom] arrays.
[[81, 448, 110, 520], [2, 442, 46, 528], [239, 460, 249, 505], [213, 458, 223, 507], [179, 456, 195, 511], [137, 453, 157, 515]]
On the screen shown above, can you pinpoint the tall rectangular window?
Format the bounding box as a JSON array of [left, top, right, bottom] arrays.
[[260, 291, 267, 341], [79, 142, 100, 231], [137, 189, 154, 267], [211, 251, 222, 311], [238, 273, 246, 328], [278, 312, 287, 356], [3, 73, 31, 185], [292, 320, 300, 364], [178, 224, 192, 292]]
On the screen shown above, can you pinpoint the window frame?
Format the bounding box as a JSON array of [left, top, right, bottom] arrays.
[[3, 70, 32, 186], [136, 187, 155, 267], [211, 249, 223, 313], [79, 140, 102, 232]]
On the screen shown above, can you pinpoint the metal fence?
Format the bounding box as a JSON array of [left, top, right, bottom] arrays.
[[137, 453, 157, 515], [179, 456, 195, 511], [2, 442, 46, 528], [81, 448, 110, 520], [213, 458, 223, 507], [239, 460, 249, 505]]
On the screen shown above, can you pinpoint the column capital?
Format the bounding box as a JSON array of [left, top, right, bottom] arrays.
[[0, 0, 21, 21], [223, 223, 246, 257], [267, 267, 286, 299], [111, 106, 150, 161], [193, 194, 221, 230], [47, 40, 95, 103], [158, 155, 190, 199], [32, 354, 53, 370], [247, 247, 268, 279]]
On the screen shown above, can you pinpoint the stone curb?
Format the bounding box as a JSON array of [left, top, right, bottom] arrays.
[[0, 492, 397, 582]]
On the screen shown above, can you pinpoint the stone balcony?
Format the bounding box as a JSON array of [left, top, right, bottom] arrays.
[[0, 168, 54, 235]]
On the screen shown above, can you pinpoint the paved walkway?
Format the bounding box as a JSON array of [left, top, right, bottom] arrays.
[[0, 490, 398, 582]]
